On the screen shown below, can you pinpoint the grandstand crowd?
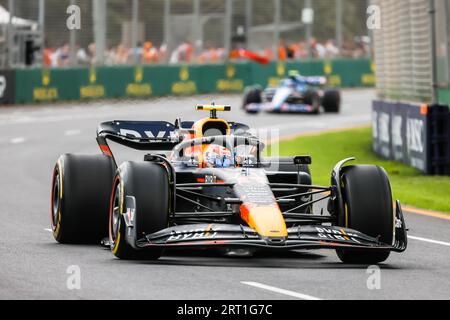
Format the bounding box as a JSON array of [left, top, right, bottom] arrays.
[[43, 37, 371, 67]]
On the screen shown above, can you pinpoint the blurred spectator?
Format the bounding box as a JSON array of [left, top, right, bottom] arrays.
[[158, 44, 168, 62], [43, 35, 370, 67], [142, 41, 158, 64], [310, 38, 326, 58], [87, 43, 96, 64], [170, 42, 193, 64], [76, 45, 90, 65], [277, 40, 287, 61], [116, 44, 129, 64], [324, 40, 340, 58], [43, 46, 53, 66], [49, 43, 69, 67], [197, 43, 223, 63], [129, 42, 143, 63]]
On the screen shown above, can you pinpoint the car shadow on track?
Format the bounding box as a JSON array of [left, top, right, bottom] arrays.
[[129, 249, 402, 270], [41, 242, 402, 270]]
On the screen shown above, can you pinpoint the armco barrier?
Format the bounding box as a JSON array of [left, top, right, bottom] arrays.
[[372, 100, 450, 175], [7, 58, 374, 105]]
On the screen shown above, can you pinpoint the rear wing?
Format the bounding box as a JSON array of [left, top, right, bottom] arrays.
[[97, 120, 180, 151], [96, 120, 251, 153]]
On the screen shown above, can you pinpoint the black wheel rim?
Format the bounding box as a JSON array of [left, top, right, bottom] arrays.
[[314, 96, 320, 109], [111, 184, 121, 240], [52, 170, 60, 228]]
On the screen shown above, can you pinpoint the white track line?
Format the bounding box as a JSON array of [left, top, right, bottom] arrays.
[[408, 235, 450, 247], [44, 228, 52, 232], [241, 281, 322, 300]]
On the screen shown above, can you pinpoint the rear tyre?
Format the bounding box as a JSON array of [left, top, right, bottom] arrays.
[[303, 90, 321, 114], [336, 165, 393, 264], [51, 154, 115, 244], [109, 161, 170, 260], [243, 86, 263, 114], [322, 89, 341, 113]]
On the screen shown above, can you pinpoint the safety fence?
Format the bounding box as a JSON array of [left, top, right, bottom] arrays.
[[370, 0, 450, 176], [372, 0, 434, 103], [0, 58, 374, 105]]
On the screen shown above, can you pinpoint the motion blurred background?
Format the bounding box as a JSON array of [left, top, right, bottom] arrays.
[[0, 0, 372, 67], [0, 0, 449, 176]]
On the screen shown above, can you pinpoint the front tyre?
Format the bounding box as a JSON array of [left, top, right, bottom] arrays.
[[336, 165, 394, 264], [51, 154, 115, 244], [109, 161, 170, 260], [303, 90, 321, 114], [242, 86, 263, 114]]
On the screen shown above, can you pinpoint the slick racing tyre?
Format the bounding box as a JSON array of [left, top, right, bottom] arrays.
[[243, 86, 262, 114], [303, 90, 321, 114], [322, 89, 341, 113], [109, 161, 170, 260], [336, 165, 394, 264], [51, 154, 115, 244]]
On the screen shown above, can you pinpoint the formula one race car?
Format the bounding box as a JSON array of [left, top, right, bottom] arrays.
[[243, 70, 341, 114], [51, 105, 406, 263]]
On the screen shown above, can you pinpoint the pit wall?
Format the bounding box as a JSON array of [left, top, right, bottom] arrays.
[[0, 59, 375, 105]]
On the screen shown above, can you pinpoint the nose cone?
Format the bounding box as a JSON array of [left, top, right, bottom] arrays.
[[241, 204, 288, 238]]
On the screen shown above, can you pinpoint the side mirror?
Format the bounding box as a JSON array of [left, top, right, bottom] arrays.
[[293, 156, 312, 165]]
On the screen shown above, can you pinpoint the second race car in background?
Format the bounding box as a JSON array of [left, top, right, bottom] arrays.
[[243, 70, 341, 115]]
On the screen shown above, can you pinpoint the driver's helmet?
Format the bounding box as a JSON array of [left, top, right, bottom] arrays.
[[204, 144, 232, 168], [288, 70, 301, 79]]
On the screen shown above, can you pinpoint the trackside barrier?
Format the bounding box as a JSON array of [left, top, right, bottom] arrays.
[[4, 58, 374, 105], [372, 100, 450, 175], [0, 69, 16, 104], [428, 105, 450, 175]]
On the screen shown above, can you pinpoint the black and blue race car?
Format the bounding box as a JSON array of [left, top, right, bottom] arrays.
[[243, 71, 341, 114], [50, 105, 407, 263]]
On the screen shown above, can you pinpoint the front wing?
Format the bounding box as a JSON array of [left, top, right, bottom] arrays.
[[136, 223, 407, 253]]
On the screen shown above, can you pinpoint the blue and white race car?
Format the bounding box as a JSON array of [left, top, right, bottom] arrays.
[[243, 71, 341, 114]]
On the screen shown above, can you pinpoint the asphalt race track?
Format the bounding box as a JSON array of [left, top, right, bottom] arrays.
[[0, 89, 449, 300]]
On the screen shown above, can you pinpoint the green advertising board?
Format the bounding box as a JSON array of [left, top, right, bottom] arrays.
[[13, 58, 374, 104]]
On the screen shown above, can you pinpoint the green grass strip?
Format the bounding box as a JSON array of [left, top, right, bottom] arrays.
[[270, 127, 450, 213]]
